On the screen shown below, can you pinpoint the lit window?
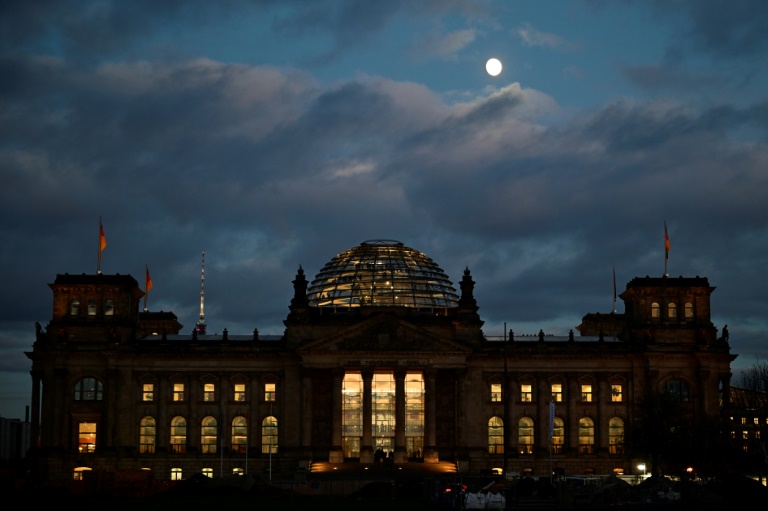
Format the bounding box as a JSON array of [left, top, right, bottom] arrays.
[[551, 383, 563, 402], [104, 300, 114, 316], [171, 468, 182, 481], [581, 384, 593, 402], [264, 382, 276, 402], [609, 417, 624, 455], [262, 416, 278, 454], [233, 468, 244, 476], [78, 422, 97, 453], [488, 416, 504, 454], [491, 383, 502, 402], [234, 383, 246, 401], [518, 417, 534, 454], [203, 383, 215, 402], [742, 430, 749, 440], [651, 302, 660, 318], [668, 302, 677, 318], [611, 384, 623, 402], [173, 383, 185, 402], [170, 416, 187, 454], [521, 384, 532, 402], [231, 416, 248, 454], [579, 417, 595, 454], [74, 378, 103, 401], [73, 467, 92, 481], [684, 303, 693, 318], [202, 468, 213, 478], [139, 416, 156, 454], [70, 300, 80, 316], [551, 417, 564, 454], [88, 301, 97, 316], [756, 431, 762, 439], [754, 418, 759, 425], [741, 417, 747, 425], [142, 383, 154, 402], [201, 416, 218, 454]]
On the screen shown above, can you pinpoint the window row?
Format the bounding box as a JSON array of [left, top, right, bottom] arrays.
[[143, 382, 276, 403], [74, 466, 249, 481], [650, 302, 694, 319], [490, 383, 624, 403], [78, 415, 279, 455], [489, 379, 691, 404], [72, 378, 277, 403], [69, 299, 114, 316], [487, 416, 625, 455]]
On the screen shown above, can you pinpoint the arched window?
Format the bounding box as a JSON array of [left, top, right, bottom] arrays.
[[552, 417, 564, 454], [667, 302, 677, 318], [662, 379, 690, 402], [231, 416, 247, 454], [74, 378, 103, 401], [518, 417, 534, 454], [684, 302, 693, 318], [70, 300, 80, 316], [262, 416, 278, 454], [578, 417, 595, 454], [488, 416, 504, 454], [651, 302, 660, 318], [73, 466, 92, 481], [170, 416, 187, 454], [201, 416, 217, 454], [88, 301, 97, 316], [104, 300, 114, 316], [608, 417, 624, 455], [139, 416, 156, 454]]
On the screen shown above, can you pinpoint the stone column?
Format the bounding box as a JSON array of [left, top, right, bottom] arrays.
[[329, 369, 344, 462], [301, 369, 313, 465], [394, 368, 407, 463], [423, 368, 439, 463], [360, 369, 374, 463]]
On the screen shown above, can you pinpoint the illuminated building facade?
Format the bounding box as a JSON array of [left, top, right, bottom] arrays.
[[25, 240, 735, 483]]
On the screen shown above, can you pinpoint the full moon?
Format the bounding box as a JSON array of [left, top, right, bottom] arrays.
[[486, 58, 502, 77]]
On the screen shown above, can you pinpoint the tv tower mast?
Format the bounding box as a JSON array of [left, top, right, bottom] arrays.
[[196, 251, 207, 334]]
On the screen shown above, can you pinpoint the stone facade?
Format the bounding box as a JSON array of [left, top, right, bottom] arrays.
[[25, 242, 736, 483]]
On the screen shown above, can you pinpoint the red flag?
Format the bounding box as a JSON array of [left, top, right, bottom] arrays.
[[664, 222, 670, 260], [99, 220, 107, 252], [146, 265, 153, 293]]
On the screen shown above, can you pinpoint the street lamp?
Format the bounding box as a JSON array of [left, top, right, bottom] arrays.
[[637, 463, 646, 478]]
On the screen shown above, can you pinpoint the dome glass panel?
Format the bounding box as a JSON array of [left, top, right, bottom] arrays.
[[307, 240, 459, 308]]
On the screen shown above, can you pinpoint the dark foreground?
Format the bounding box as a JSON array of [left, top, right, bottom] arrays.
[[10, 472, 768, 511]]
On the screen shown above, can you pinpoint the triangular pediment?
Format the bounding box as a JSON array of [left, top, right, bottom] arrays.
[[298, 314, 472, 354]]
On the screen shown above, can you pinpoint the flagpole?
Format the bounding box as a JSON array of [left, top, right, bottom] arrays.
[[97, 217, 103, 274], [503, 322, 508, 478], [664, 221, 670, 277], [612, 266, 617, 314]]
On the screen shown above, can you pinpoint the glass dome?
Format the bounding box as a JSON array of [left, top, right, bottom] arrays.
[[307, 240, 459, 308]]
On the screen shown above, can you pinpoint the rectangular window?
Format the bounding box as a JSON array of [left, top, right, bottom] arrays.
[[611, 384, 623, 402], [551, 383, 563, 402], [264, 382, 276, 402], [754, 417, 760, 425], [171, 468, 182, 481], [581, 384, 593, 402], [143, 383, 154, 402], [234, 383, 246, 401], [173, 383, 185, 402], [521, 384, 532, 402], [203, 383, 215, 402], [202, 468, 213, 478], [78, 422, 97, 453], [491, 383, 502, 402], [742, 430, 749, 440], [233, 468, 244, 476], [741, 417, 747, 425]]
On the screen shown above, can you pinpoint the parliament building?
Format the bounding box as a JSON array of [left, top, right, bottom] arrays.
[[25, 239, 735, 484]]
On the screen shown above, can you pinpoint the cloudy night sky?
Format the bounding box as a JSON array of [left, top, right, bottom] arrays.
[[2, 0, 767, 419]]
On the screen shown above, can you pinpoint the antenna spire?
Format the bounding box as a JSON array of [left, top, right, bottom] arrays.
[[196, 251, 207, 334]]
